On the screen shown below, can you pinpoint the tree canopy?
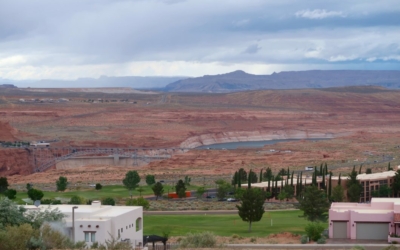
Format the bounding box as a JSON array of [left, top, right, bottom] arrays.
[[175, 180, 186, 198], [152, 182, 164, 200], [145, 175, 156, 186], [56, 176, 68, 192], [123, 171, 141, 198], [236, 188, 265, 232], [0, 177, 9, 194], [298, 185, 330, 221]]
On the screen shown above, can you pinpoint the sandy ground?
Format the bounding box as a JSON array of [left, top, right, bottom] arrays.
[[1, 87, 400, 184]]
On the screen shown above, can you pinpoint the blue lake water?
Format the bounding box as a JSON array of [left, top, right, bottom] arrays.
[[196, 138, 330, 150]]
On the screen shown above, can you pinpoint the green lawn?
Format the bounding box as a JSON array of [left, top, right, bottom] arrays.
[[14, 184, 204, 204], [143, 210, 322, 237]]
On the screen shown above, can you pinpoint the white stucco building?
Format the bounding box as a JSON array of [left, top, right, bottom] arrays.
[[25, 201, 143, 248]]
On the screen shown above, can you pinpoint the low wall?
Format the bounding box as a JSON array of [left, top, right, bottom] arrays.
[[56, 157, 145, 169]]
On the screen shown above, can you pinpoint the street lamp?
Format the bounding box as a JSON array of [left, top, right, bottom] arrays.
[[72, 206, 78, 243]]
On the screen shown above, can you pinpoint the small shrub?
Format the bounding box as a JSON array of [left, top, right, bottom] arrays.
[[95, 183, 102, 190], [179, 231, 216, 248], [41, 199, 62, 205], [250, 237, 256, 243], [231, 234, 240, 239], [381, 246, 397, 250], [68, 195, 85, 205], [350, 246, 366, 250], [305, 222, 324, 241], [102, 197, 115, 206], [126, 197, 150, 210], [317, 237, 326, 244], [300, 235, 308, 244], [5, 189, 17, 199]]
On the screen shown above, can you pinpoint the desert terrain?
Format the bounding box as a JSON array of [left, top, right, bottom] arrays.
[[1, 86, 400, 185]]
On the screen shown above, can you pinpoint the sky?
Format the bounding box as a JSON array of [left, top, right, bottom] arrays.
[[1, 0, 400, 82]]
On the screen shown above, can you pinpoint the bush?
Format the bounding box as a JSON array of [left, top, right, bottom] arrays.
[[305, 222, 324, 241], [41, 199, 62, 205], [350, 246, 366, 250], [300, 235, 308, 244], [179, 231, 216, 248], [102, 197, 115, 206], [4, 189, 16, 199], [0, 224, 35, 250], [56, 176, 68, 191], [68, 195, 85, 205], [231, 234, 240, 239], [126, 197, 150, 210], [317, 237, 326, 244], [382, 246, 398, 250], [27, 188, 44, 201], [250, 237, 257, 243], [95, 183, 102, 190]]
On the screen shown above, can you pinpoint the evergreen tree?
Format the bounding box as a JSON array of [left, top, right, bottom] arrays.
[[248, 170, 258, 184], [321, 167, 326, 190], [145, 175, 156, 186], [0, 177, 9, 194], [267, 177, 271, 192], [238, 168, 248, 181], [332, 185, 345, 202], [392, 170, 400, 197], [298, 185, 330, 221], [388, 162, 393, 171], [359, 165, 362, 174], [123, 171, 141, 199], [56, 176, 68, 192], [328, 172, 332, 198], [319, 164, 323, 177], [338, 173, 342, 186], [259, 169, 263, 183], [346, 167, 362, 202], [263, 167, 273, 181], [232, 171, 239, 186], [236, 188, 265, 232], [175, 180, 187, 198], [290, 171, 294, 187], [152, 182, 164, 200]]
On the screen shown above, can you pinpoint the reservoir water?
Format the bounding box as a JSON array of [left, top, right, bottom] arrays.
[[196, 138, 330, 150]]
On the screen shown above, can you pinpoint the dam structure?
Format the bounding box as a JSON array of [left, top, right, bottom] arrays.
[[30, 147, 188, 172]]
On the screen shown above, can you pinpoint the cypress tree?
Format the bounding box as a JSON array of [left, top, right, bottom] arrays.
[[299, 172, 303, 195], [267, 177, 271, 192], [238, 169, 242, 188], [290, 171, 294, 186], [248, 169, 252, 188], [321, 167, 326, 190], [388, 162, 392, 171], [259, 169, 263, 183], [328, 171, 332, 198], [338, 173, 341, 186], [324, 163, 328, 176], [359, 165, 362, 174], [319, 163, 323, 176]]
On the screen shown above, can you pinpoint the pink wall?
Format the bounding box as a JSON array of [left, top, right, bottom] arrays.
[[329, 199, 399, 239]]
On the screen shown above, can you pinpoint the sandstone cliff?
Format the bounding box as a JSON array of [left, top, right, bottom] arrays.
[[0, 148, 31, 176], [179, 130, 350, 148]]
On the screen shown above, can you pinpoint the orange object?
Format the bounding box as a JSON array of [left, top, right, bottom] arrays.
[[168, 191, 191, 198]]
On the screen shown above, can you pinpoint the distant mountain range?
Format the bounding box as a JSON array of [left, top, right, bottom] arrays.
[[2, 70, 400, 92], [0, 76, 186, 89], [164, 70, 400, 93]]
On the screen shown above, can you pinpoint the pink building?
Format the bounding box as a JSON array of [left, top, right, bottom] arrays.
[[329, 198, 400, 241]]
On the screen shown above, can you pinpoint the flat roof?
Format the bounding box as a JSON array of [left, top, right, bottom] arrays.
[[24, 203, 142, 220]]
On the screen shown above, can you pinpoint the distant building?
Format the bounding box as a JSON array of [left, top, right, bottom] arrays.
[[251, 169, 400, 202], [24, 201, 143, 248]]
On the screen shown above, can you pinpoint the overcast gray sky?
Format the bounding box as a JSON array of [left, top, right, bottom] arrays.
[[1, 0, 399, 81]]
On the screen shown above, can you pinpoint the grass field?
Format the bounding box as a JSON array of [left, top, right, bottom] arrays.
[[13, 184, 204, 204], [143, 210, 322, 237]]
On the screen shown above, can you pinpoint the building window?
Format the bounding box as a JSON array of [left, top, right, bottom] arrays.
[[91, 232, 96, 242], [85, 232, 89, 242], [136, 217, 142, 232], [84, 232, 96, 242]]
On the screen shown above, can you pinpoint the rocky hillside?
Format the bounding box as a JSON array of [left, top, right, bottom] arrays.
[[165, 70, 400, 93]]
